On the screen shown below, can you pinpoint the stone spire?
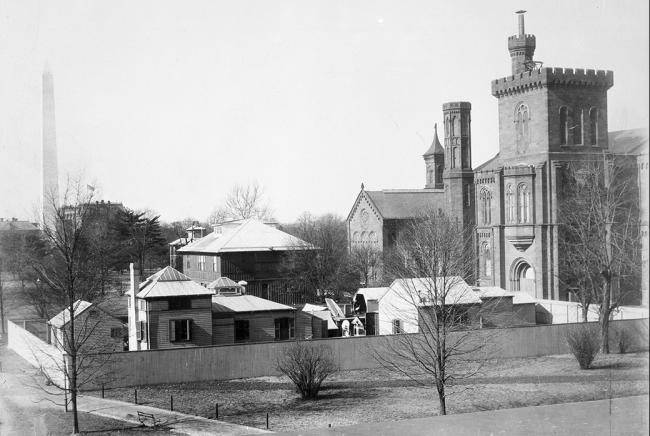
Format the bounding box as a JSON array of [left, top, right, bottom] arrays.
[[42, 65, 59, 220], [423, 123, 444, 156]]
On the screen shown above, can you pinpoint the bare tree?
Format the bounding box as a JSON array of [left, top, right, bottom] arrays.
[[558, 158, 642, 353], [349, 243, 383, 287], [29, 180, 121, 434], [372, 209, 492, 415], [281, 213, 357, 300], [276, 341, 338, 400], [208, 181, 274, 223]]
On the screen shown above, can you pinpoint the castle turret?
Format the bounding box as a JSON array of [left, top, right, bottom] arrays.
[[442, 102, 474, 229], [508, 11, 536, 75], [423, 123, 444, 189]]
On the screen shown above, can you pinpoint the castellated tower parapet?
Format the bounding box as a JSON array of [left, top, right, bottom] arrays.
[[508, 11, 537, 75], [491, 67, 614, 97], [442, 101, 472, 173]]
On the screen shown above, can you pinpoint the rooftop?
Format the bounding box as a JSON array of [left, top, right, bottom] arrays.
[[49, 300, 94, 328], [364, 190, 444, 220], [178, 219, 314, 254], [212, 294, 295, 313], [389, 277, 482, 306], [131, 266, 214, 298]]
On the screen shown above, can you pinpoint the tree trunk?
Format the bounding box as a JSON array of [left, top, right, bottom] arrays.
[[71, 354, 79, 434], [600, 275, 612, 354], [600, 311, 611, 354], [437, 384, 446, 415], [0, 283, 5, 335], [581, 304, 589, 323]]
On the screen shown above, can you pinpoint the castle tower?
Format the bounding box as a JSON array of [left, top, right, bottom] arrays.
[[442, 102, 474, 229], [423, 123, 444, 189], [42, 66, 59, 220], [508, 11, 536, 75]]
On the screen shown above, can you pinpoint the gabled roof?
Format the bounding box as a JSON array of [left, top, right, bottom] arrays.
[[132, 266, 214, 298], [423, 124, 444, 156], [475, 153, 500, 172], [608, 128, 648, 155], [211, 294, 295, 313], [389, 276, 481, 306], [364, 190, 444, 220], [178, 219, 314, 254], [49, 300, 94, 328]]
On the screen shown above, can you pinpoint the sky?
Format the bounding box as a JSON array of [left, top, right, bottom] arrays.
[[1, 0, 648, 224]]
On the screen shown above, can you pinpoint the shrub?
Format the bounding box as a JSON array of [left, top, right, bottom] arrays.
[[566, 324, 600, 369], [616, 328, 632, 354], [276, 341, 338, 400]]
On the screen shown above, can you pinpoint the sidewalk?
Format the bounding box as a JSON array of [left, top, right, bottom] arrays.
[[274, 395, 649, 436], [77, 394, 269, 435]]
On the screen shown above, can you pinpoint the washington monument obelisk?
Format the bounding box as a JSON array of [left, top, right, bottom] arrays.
[[42, 66, 59, 220]]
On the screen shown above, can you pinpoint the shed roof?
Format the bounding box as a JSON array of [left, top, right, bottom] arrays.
[[211, 294, 295, 313], [608, 128, 649, 155], [179, 219, 314, 254], [355, 287, 390, 302]]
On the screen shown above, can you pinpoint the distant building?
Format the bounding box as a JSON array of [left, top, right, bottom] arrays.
[[347, 12, 648, 305], [48, 300, 126, 353], [126, 265, 322, 350], [178, 219, 316, 304], [168, 224, 206, 272], [0, 218, 40, 234]]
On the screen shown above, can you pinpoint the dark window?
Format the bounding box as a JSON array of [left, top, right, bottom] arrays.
[[169, 319, 192, 342], [168, 297, 192, 310], [559, 107, 568, 145], [110, 327, 123, 338], [589, 108, 598, 145], [274, 318, 295, 341], [573, 109, 583, 145], [136, 321, 146, 342], [392, 319, 402, 334], [235, 320, 250, 341]]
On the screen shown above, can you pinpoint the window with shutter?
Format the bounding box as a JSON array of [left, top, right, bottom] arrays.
[[169, 319, 192, 342]]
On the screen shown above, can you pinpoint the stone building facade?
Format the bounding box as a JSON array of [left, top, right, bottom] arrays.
[[347, 12, 648, 305]]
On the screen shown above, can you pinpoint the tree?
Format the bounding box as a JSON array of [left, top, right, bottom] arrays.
[[348, 243, 383, 287], [114, 209, 167, 280], [281, 213, 357, 300], [558, 158, 642, 353], [208, 182, 273, 223], [276, 341, 338, 400], [372, 209, 491, 415], [30, 181, 120, 434]]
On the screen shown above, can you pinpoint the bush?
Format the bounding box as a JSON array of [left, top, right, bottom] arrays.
[[616, 328, 632, 354], [276, 341, 338, 400], [566, 324, 600, 369]]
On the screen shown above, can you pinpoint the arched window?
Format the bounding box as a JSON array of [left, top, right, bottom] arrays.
[[481, 242, 492, 277], [479, 188, 491, 225], [515, 103, 530, 151], [559, 107, 568, 145], [436, 164, 443, 185], [572, 109, 583, 145], [427, 166, 433, 185], [360, 231, 367, 244], [352, 232, 359, 244], [518, 183, 530, 223], [506, 184, 515, 223], [368, 231, 377, 245], [453, 116, 460, 137], [589, 108, 598, 146]]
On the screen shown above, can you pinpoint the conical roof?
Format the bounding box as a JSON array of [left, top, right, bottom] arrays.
[[423, 123, 444, 156]]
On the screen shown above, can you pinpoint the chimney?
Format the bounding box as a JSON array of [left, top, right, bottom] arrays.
[[128, 263, 141, 351], [517, 10, 525, 36]]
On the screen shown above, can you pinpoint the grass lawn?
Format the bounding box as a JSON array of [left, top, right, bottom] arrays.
[[89, 351, 649, 433]]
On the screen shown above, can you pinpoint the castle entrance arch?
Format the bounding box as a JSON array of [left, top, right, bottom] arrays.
[[512, 259, 536, 297]]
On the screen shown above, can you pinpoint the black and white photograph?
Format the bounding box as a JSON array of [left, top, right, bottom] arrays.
[[0, 0, 648, 434]]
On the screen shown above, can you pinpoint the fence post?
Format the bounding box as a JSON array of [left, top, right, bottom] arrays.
[[101, 383, 105, 399], [215, 403, 219, 420], [134, 388, 138, 405], [170, 395, 173, 411], [266, 412, 269, 430]]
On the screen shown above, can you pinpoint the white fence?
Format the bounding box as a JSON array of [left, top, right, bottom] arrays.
[[538, 301, 649, 324], [7, 320, 67, 387]]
